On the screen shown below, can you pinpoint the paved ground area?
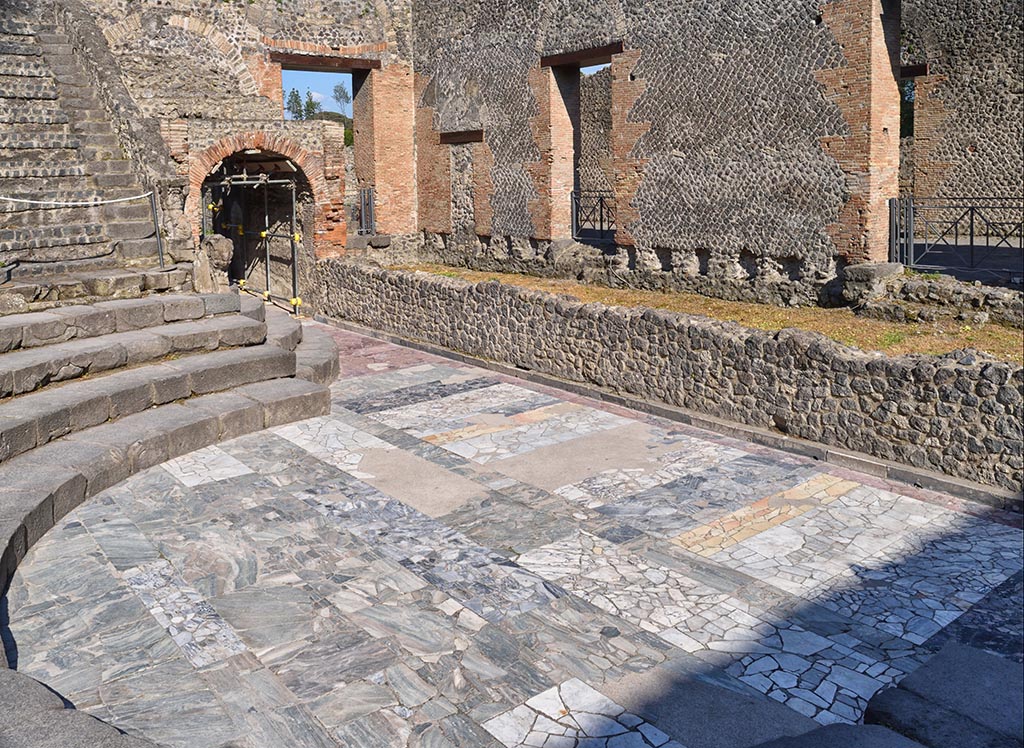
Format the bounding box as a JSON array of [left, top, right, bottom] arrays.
[[4, 322, 1022, 748]]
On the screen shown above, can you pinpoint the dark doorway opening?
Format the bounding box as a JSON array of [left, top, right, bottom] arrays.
[[200, 149, 313, 301]]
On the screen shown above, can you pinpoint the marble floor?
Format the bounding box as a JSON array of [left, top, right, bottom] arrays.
[[4, 322, 1022, 748]]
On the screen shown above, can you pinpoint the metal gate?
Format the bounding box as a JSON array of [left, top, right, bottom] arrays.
[[889, 197, 1024, 286], [201, 174, 301, 304], [355, 187, 376, 236], [572, 191, 616, 244]]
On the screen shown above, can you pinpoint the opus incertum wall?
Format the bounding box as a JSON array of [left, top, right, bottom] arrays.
[[311, 262, 1024, 494], [20, 0, 1022, 303]]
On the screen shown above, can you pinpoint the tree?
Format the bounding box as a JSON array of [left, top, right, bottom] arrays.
[[285, 88, 303, 120], [303, 89, 323, 120], [332, 82, 352, 112]]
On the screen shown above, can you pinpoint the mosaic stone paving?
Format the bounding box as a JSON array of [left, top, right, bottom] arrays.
[[4, 322, 1022, 748]]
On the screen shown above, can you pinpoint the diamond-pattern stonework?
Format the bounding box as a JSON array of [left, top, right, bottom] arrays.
[[5, 327, 1021, 748]]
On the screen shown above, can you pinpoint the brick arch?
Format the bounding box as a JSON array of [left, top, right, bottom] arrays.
[[184, 131, 344, 253]]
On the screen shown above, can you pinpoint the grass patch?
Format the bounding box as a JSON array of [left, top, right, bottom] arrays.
[[391, 263, 1023, 365]]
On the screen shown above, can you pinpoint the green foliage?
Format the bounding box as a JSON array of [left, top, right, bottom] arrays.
[[344, 127, 354, 147], [303, 90, 322, 119], [285, 88, 303, 120], [332, 82, 352, 110]]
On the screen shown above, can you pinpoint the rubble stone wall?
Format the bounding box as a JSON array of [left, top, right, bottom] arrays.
[[311, 262, 1024, 492]]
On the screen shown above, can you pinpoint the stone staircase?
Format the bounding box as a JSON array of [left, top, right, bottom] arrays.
[[0, 290, 339, 600], [0, 4, 170, 298], [0, 288, 339, 746]]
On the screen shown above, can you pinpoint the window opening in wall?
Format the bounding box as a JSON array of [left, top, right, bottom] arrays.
[[900, 78, 915, 138], [574, 62, 615, 244], [281, 69, 354, 145]]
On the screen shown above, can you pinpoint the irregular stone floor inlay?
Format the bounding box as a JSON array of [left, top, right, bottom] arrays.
[[4, 322, 1022, 748]]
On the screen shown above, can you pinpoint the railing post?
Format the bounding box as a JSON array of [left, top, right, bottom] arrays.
[[148, 190, 165, 269]]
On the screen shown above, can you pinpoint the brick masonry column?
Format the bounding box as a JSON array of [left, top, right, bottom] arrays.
[[415, 73, 452, 235], [527, 65, 577, 241], [817, 0, 901, 264], [369, 63, 417, 236], [610, 48, 649, 248]]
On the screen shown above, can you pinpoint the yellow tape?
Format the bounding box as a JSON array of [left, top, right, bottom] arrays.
[[260, 230, 267, 238], [238, 226, 244, 236], [238, 279, 247, 288], [289, 297, 302, 307], [293, 233, 301, 242], [207, 203, 215, 211]]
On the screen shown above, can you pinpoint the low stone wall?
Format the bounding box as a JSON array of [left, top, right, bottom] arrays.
[[366, 232, 839, 307], [311, 262, 1023, 492]]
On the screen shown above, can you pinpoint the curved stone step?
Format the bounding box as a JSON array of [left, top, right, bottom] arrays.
[[2, 266, 193, 308], [0, 295, 218, 353], [0, 314, 266, 398], [0, 376, 329, 582], [265, 305, 303, 350], [0, 667, 155, 748], [295, 321, 340, 385], [0, 344, 296, 463]]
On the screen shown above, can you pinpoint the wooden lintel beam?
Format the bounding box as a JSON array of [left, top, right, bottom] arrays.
[[269, 51, 382, 72], [439, 130, 484, 145], [540, 41, 624, 68]]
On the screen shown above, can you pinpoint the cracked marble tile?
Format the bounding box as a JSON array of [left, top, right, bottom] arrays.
[[483, 678, 684, 747], [595, 456, 821, 538], [554, 440, 748, 510], [274, 416, 395, 476], [706, 485, 957, 596], [161, 445, 253, 487], [808, 515, 1024, 645]]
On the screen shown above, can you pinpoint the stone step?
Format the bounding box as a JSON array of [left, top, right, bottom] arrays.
[[752, 724, 927, 747], [864, 644, 1023, 748], [0, 186, 138, 207], [34, 32, 68, 45], [0, 314, 267, 398], [115, 237, 162, 261], [0, 294, 231, 353], [265, 305, 304, 351], [0, 344, 297, 463], [0, 223, 106, 253], [3, 262, 189, 293], [0, 59, 48, 77], [0, 105, 68, 125], [0, 76, 58, 99], [0, 42, 41, 56], [0, 376, 330, 559], [0, 21, 33, 36], [0, 174, 138, 196], [0, 202, 149, 229], [294, 321, 341, 384], [0, 164, 87, 179], [0, 147, 81, 165]]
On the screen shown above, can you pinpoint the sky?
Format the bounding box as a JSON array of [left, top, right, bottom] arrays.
[[281, 70, 353, 117], [282, 64, 608, 119]]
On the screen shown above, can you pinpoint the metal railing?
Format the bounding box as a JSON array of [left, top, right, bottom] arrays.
[[572, 191, 616, 243], [890, 197, 1023, 286], [356, 187, 376, 236]]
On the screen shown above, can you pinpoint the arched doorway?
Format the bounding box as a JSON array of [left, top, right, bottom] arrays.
[[200, 149, 314, 300]]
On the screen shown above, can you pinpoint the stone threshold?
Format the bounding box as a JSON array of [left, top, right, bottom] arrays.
[[315, 313, 1022, 514]]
